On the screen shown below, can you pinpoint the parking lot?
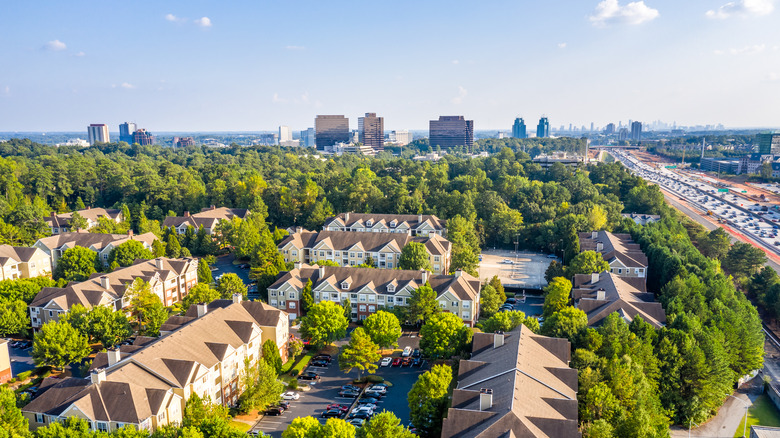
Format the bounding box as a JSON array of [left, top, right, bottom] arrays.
[[5, 340, 35, 375], [479, 249, 553, 291], [252, 334, 424, 437], [211, 254, 255, 295]]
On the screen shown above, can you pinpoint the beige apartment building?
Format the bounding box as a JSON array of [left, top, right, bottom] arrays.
[[34, 231, 157, 269], [0, 245, 51, 280], [572, 271, 666, 328], [322, 212, 447, 236], [163, 206, 250, 235], [45, 208, 123, 234], [0, 340, 11, 384], [579, 230, 648, 279]]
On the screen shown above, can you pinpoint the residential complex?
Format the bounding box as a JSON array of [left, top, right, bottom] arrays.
[[267, 264, 480, 325], [87, 124, 110, 145], [621, 213, 661, 225], [314, 115, 350, 150], [578, 230, 648, 279], [388, 130, 412, 146], [34, 231, 157, 269], [45, 208, 124, 234], [322, 212, 446, 236], [0, 245, 51, 280], [28, 257, 199, 329], [278, 229, 451, 274], [357, 112, 384, 152], [441, 326, 580, 437], [163, 206, 250, 235], [0, 340, 11, 384], [572, 271, 666, 328], [23, 297, 289, 433], [429, 116, 474, 151]]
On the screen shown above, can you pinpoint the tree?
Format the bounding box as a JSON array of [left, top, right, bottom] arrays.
[[0, 386, 29, 437], [139, 299, 169, 336], [408, 364, 452, 438], [762, 161, 773, 179], [447, 215, 480, 276], [544, 260, 566, 283], [723, 242, 767, 277], [32, 320, 91, 370], [587, 205, 608, 231], [479, 310, 528, 333], [197, 258, 213, 284], [479, 284, 501, 318], [282, 417, 321, 438], [314, 260, 339, 267], [63, 305, 132, 349], [0, 300, 29, 337], [182, 392, 246, 437], [262, 339, 283, 374], [216, 273, 247, 299], [419, 312, 469, 359], [53, 247, 101, 282], [68, 211, 89, 231], [288, 337, 304, 359], [543, 277, 572, 317], [363, 310, 402, 350], [398, 242, 432, 271], [339, 327, 381, 379], [300, 279, 314, 315], [165, 232, 182, 258], [318, 418, 356, 438], [356, 411, 416, 438], [488, 276, 507, 303], [540, 306, 588, 341], [407, 283, 439, 323], [700, 228, 731, 260], [237, 357, 284, 413], [108, 240, 154, 268], [299, 301, 348, 348], [182, 283, 221, 309], [152, 239, 167, 258], [566, 251, 609, 277]]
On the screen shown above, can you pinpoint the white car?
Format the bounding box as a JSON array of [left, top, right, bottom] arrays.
[[280, 391, 300, 400], [357, 403, 378, 410], [367, 386, 387, 394], [380, 357, 392, 367], [401, 346, 412, 357], [502, 259, 514, 264], [353, 406, 374, 415]]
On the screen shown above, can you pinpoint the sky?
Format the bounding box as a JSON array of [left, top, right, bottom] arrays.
[[1, 0, 779, 132]]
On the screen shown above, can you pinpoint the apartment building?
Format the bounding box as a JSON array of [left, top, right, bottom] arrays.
[[267, 264, 480, 325], [34, 231, 157, 269], [572, 271, 666, 328], [578, 230, 648, 278], [163, 206, 250, 235], [28, 257, 198, 329], [23, 297, 288, 433], [44, 208, 124, 235], [0, 245, 51, 280], [278, 230, 451, 275], [441, 326, 580, 438], [0, 340, 10, 384], [322, 212, 446, 236]]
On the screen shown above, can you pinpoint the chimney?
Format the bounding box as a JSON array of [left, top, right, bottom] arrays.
[[86, 206, 91, 210], [294, 262, 301, 270], [107, 349, 121, 367], [421, 270, 429, 284], [344, 212, 349, 222], [100, 276, 110, 289], [596, 241, 604, 252], [232, 293, 242, 304], [155, 258, 164, 269], [295, 226, 303, 234], [51, 211, 56, 218], [91, 369, 106, 385], [479, 388, 493, 411], [591, 231, 598, 239], [196, 303, 208, 317], [210, 205, 216, 210], [596, 288, 606, 301], [591, 272, 600, 284], [418, 214, 423, 223], [183, 211, 190, 217], [127, 230, 133, 237], [493, 331, 504, 349], [454, 269, 463, 278], [318, 265, 325, 278]]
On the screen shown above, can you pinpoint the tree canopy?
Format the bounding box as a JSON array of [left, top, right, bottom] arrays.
[[299, 301, 348, 348]]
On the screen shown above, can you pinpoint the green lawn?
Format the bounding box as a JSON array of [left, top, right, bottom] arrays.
[[229, 420, 252, 433], [734, 394, 780, 437]]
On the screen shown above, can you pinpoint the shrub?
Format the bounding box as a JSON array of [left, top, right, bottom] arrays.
[[290, 369, 300, 377], [8, 378, 16, 384], [288, 379, 298, 390], [16, 371, 32, 381]]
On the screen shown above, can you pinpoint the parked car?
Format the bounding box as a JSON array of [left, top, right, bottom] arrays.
[[357, 402, 378, 410], [392, 357, 403, 367], [502, 259, 513, 264], [341, 384, 361, 392], [274, 401, 291, 411], [359, 396, 379, 404], [364, 391, 384, 399], [298, 372, 320, 381], [280, 391, 299, 400], [412, 358, 422, 367], [401, 346, 412, 357], [321, 408, 344, 418], [314, 354, 332, 362], [310, 360, 329, 367], [353, 406, 374, 415], [369, 383, 389, 389], [402, 357, 413, 367], [412, 348, 421, 358], [326, 404, 350, 414], [505, 298, 516, 304], [347, 419, 365, 427], [339, 390, 360, 398], [349, 411, 374, 420], [380, 357, 393, 367], [366, 385, 386, 394], [265, 406, 284, 416]]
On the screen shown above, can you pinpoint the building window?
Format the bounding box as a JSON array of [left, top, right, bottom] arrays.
[[359, 305, 366, 312], [618, 268, 623, 274], [357, 253, 363, 258], [463, 312, 470, 319], [463, 302, 470, 309], [434, 256, 440, 262], [270, 291, 277, 297], [359, 295, 367, 302], [157, 412, 166, 422], [35, 413, 44, 423], [341, 282, 349, 290], [349, 252, 355, 258], [271, 299, 278, 306], [292, 251, 297, 256], [48, 310, 53, 317], [319, 251, 325, 257], [368, 305, 375, 312], [289, 302, 296, 309], [387, 285, 395, 293], [396, 297, 404, 303], [368, 295, 375, 303], [314, 292, 320, 299], [439, 301, 446, 308], [96, 422, 108, 432], [288, 293, 295, 299], [387, 262, 393, 268], [451, 301, 458, 307]]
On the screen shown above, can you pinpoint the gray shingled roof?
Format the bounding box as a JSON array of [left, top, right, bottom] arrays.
[[578, 230, 648, 269], [572, 271, 666, 328]]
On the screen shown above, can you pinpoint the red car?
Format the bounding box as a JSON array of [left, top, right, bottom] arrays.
[[326, 404, 350, 414], [392, 357, 403, 367]]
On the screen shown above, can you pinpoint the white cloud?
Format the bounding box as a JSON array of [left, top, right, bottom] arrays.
[[714, 44, 766, 55], [706, 0, 774, 19], [285, 45, 305, 50], [74, 51, 85, 57], [272, 93, 287, 104], [194, 17, 212, 27], [165, 13, 182, 22], [451, 86, 468, 104], [43, 40, 67, 51], [589, 0, 659, 26], [558, 42, 567, 49], [120, 82, 134, 89]]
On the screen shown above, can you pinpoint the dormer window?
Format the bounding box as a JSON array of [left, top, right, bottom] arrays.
[[390, 220, 397, 227], [341, 282, 350, 290], [366, 220, 373, 227], [387, 284, 396, 293]]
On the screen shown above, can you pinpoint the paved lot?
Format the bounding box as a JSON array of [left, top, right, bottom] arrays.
[[511, 295, 545, 317], [211, 254, 254, 294], [479, 250, 553, 291], [6, 341, 35, 375]]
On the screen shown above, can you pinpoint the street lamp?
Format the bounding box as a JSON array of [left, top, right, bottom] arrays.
[[727, 394, 749, 438]]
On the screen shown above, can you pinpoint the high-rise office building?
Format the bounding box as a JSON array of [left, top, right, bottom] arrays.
[[389, 130, 412, 146], [631, 121, 642, 142], [618, 128, 629, 141], [512, 118, 527, 139], [605, 123, 616, 135], [315, 115, 349, 150], [758, 133, 780, 155], [590, 122, 595, 132], [119, 122, 136, 144], [536, 117, 549, 138], [429, 116, 474, 151], [132, 129, 154, 146], [300, 128, 316, 147], [358, 112, 384, 151], [87, 124, 109, 145], [279, 125, 292, 143]]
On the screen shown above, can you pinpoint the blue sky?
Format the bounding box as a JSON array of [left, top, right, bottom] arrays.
[[1, 0, 779, 132]]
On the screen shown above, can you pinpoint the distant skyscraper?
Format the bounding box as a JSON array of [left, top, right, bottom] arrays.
[[351, 130, 360, 144], [358, 112, 384, 151], [631, 121, 642, 142], [605, 123, 616, 134], [590, 122, 595, 132], [758, 133, 780, 155], [390, 130, 412, 146], [315, 115, 350, 150], [536, 117, 549, 138], [300, 128, 316, 147], [618, 128, 629, 141], [119, 122, 136, 144], [87, 124, 109, 145], [132, 129, 154, 146], [512, 118, 527, 139], [279, 125, 292, 143], [429, 116, 474, 151]]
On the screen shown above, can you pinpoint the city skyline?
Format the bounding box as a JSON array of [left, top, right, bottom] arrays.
[[2, 0, 779, 131]]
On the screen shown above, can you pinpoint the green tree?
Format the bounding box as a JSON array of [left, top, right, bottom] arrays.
[[152, 239, 167, 257], [63, 305, 132, 349], [53, 247, 101, 282], [0, 299, 30, 337], [544, 260, 566, 283], [237, 357, 284, 413], [479, 310, 528, 333], [407, 283, 439, 323], [356, 411, 416, 438], [566, 251, 610, 277], [479, 284, 501, 318], [108, 240, 154, 267], [408, 364, 453, 438], [68, 211, 89, 232], [0, 386, 29, 437], [300, 279, 314, 315], [34, 417, 92, 438], [182, 392, 246, 437], [139, 299, 169, 336], [339, 327, 381, 379], [543, 277, 572, 317], [540, 306, 588, 341], [447, 215, 480, 276], [197, 258, 213, 284], [216, 273, 247, 299], [488, 276, 507, 303], [314, 260, 340, 267], [700, 228, 731, 260], [32, 320, 91, 370], [419, 312, 469, 359], [262, 339, 283, 374], [723, 242, 767, 277], [363, 310, 402, 350], [299, 301, 348, 348], [282, 417, 321, 438], [182, 283, 220, 309], [165, 232, 182, 258], [398, 242, 432, 271]]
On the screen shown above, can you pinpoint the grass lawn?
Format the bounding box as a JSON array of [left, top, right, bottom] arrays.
[[734, 394, 780, 437], [229, 420, 253, 433]]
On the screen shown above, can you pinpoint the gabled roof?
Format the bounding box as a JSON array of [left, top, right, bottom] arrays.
[[323, 212, 446, 232], [162, 207, 249, 229], [0, 245, 44, 264], [44, 208, 122, 228], [578, 230, 648, 269], [35, 232, 157, 252], [572, 272, 666, 328], [278, 230, 451, 255]]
